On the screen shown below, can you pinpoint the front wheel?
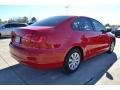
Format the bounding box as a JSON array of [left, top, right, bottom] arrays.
[[63, 48, 81, 73], [107, 41, 115, 53]]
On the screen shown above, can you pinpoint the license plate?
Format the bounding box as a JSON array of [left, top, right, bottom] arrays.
[[15, 36, 21, 44]]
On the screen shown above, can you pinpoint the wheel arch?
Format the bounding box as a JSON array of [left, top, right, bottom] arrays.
[[111, 36, 116, 45], [65, 46, 84, 61], [112, 37, 116, 43]]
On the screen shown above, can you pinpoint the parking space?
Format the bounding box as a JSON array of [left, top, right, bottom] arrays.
[[0, 38, 120, 84], [0, 38, 18, 69]]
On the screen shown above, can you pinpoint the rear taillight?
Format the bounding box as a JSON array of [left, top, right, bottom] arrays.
[[21, 34, 32, 47], [32, 36, 48, 48], [21, 34, 48, 49]]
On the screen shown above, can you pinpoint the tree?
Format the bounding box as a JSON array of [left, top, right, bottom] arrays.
[[2, 20, 8, 24], [7, 17, 29, 23], [21, 16, 28, 23], [105, 23, 111, 27], [8, 18, 15, 23], [15, 17, 28, 23], [31, 17, 37, 23], [105, 23, 111, 30]]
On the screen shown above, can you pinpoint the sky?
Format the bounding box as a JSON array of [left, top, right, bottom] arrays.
[[0, 0, 120, 25]]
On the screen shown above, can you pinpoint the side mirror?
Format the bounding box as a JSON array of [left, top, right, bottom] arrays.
[[101, 28, 112, 33], [106, 28, 112, 32], [101, 29, 107, 33]]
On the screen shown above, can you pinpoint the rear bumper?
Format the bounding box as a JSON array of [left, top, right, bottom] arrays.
[[9, 43, 65, 69]]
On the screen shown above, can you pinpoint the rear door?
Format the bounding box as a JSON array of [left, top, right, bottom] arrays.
[[6, 24, 18, 36], [1, 24, 11, 36], [78, 17, 102, 58], [72, 17, 102, 59], [90, 18, 110, 52]]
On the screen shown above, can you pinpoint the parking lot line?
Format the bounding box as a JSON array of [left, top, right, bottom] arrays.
[[0, 39, 18, 68], [0, 56, 8, 70]]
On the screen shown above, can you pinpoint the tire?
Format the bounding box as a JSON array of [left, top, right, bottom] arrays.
[[107, 40, 115, 53], [0, 33, 1, 39], [63, 48, 81, 74]]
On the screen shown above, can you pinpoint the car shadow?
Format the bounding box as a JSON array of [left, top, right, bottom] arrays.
[[0, 52, 117, 85]]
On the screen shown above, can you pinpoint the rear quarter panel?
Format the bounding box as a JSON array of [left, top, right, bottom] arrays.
[[45, 17, 86, 61]]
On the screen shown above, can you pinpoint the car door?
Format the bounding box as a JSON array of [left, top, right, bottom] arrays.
[[79, 17, 105, 58], [9, 24, 19, 34], [72, 17, 102, 59], [90, 18, 110, 52], [1, 24, 11, 36], [6, 24, 18, 36]]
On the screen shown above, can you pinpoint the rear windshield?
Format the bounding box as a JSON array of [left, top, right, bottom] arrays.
[[31, 16, 69, 26]]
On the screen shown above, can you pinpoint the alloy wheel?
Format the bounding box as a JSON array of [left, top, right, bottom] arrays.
[[68, 52, 80, 70]]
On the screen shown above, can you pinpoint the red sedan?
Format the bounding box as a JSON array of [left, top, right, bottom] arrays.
[[9, 16, 115, 73]]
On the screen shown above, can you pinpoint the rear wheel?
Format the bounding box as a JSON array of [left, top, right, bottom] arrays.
[[107, 41, 115, 53], [63, 48, 81, 73]]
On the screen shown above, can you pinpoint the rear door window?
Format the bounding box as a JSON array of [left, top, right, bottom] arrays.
[[4, 24, 11, 28], [72, 17, 94, 31], [4, 24, 27, 28], [10, 24, 18, 28], [79, 17, 93, 31], [72, 18, 80, 30], [17, 24, 27, 27]]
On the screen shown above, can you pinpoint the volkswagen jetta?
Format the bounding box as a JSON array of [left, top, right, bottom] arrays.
[[9, 16, 115, 73]]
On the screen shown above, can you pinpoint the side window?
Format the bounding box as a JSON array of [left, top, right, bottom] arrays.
[[72, 17, 93, 31], [10, 24, 18, 28], [4, 24, 11, 28], [18, 24, 27, 27], [79, 18, 93, 31], [72, 19, 80, 30], [91, 19, 105, 32]]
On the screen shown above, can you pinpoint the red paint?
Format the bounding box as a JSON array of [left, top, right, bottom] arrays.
[[9, 16, 115, 69]]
